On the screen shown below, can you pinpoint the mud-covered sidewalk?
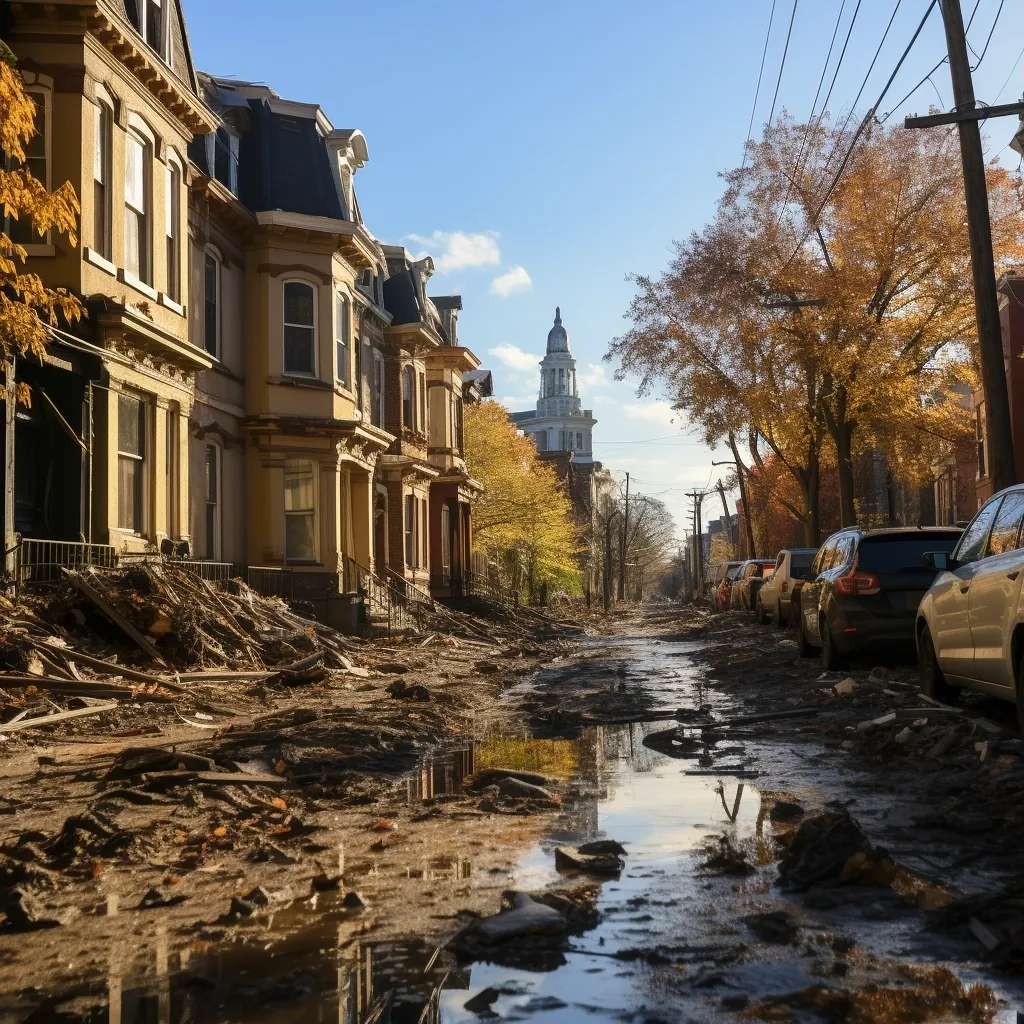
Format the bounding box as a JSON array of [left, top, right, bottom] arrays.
[[5, 601, 1024, 1023]]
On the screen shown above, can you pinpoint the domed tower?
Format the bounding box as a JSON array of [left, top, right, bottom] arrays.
[[537, 307, 582, 418], [508, 308, 596, 462]]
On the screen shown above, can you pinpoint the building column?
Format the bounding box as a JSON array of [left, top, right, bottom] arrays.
[[320, 458, 341, 573], [152, 399, 168, 542]]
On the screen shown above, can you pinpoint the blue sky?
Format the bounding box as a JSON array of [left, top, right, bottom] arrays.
[[184, 0, 1024, 541]]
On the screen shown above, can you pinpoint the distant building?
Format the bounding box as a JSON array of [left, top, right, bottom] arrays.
[[510, 308, 596, 461]]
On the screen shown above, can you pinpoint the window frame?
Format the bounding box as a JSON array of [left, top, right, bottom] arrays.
[[335, 290, 350, 387], [124, 123, 152, 285], [372, 350, 385, 427], [283, 459, 318, 564], [92, 96, 113, 260], [401, 364, 415, 429], [281, 279, 318, 378], [116, 391, 149, 535], [164, 158, 181, 302], [404, 493, 415, 567], [165, 405, 178, 539], [203, 246, 221, 359], [6, 81, 52, 253], [204, 442, 221, 560]]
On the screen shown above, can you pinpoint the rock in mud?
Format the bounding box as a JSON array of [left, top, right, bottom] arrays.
[[742, 910, 799, 944], [641, 726, 701, 759], [452, 891, 568, 967], [464, 987, 501, 1014], [554, 846, 624, 876], [769, 800, 805, 823], [777, 810, 893, 892], [0, 887, 63, 930], [577, 839, 627, 856], [342, 890, 368, 909], [386, 679, 430, 701]]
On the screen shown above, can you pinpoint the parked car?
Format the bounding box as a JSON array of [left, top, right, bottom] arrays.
[[917, 485, 1024, 725], [796, 526, 963, 669], [707, 561, 742, 612], [730, 559, 777, 611], [756, 547, 819, 627]]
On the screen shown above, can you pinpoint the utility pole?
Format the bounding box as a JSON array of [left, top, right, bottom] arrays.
[[686, 490, 705, 600], [617, 472, 630, 602], [906, 0, 1017, 490], [715, 479, 733, 556]]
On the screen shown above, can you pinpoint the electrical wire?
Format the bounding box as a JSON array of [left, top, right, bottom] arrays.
[[767, 0, 801, 130], [818, 0, 865, 118], [742, 0, 779, 168], [970, 0, 1006, 71], [992, 43, 1024, 105]]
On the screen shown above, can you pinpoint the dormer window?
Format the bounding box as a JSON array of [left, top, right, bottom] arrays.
[[124, 0, 170, 64], [207, 127, 239, 195]]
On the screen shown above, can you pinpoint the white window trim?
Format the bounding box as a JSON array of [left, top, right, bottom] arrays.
[[202, 245, 222, 360], [92, 91, 114, 262], [116, 390, 150, 536], [282, 278, 319, 378], [123, 116, 154, 286], [133, 0, 171, 65]]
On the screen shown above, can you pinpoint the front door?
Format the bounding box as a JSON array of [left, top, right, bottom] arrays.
[[968, 490, 1024, 686], [933, 495, 1001, 681]]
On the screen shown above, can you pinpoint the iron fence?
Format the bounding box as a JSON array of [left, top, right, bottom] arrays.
[[246, 565, 294, 599], [164, 559, 237, 582], [11, 538, 116, 592]]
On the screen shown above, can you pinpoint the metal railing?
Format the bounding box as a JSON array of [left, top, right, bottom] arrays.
[[342, 555, 427, 635], [165, 558, 237, 582], [246, 565, 294, 600], [10, 538, 116, 592]]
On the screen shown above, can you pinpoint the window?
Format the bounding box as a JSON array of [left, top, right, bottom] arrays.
[[212, 127, 239, 195], [420, 497, 428, 568], [418, 373, 426, 433], [558, 368, 565, 394], [204, 444, 219, 558], [372, 352, 385, 427], [203, 250, 219, 357], [284, 461, 316, 562], [283, 281, 316, 375], [956, 496, 1002, 565], [354, 332, 363, 410], [405, 494, 415, 567], [402, 365, 414, 428], [335, 292, 349, 385], [7, 88, 48, 245], [93, 102, 111, 258], [976, 402, 988, 480], [576, 431, 583, 448], [125, 0, 168, 61], [988, 490, 1024, 557], [117, 393, 147, 533], [124, 130, 150, 283], [165, 407, 178, 538], [165, 162, 180, 301]]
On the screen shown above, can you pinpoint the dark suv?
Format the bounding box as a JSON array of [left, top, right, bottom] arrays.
[[796, 527, 962, 669]]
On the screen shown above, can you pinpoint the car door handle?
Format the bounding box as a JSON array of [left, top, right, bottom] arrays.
[[1009, 571, 1021, 582], [960, 584, 971, 594]]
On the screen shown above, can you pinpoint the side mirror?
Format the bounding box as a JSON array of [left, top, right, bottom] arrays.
[[923, 551, 952, 571]]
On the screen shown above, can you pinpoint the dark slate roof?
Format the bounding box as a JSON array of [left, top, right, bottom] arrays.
[[382, 271, 423, 327], [509, 410, 537, 423], [463, 369, 493, 397], [430, 295, 463, 311], [238, 100, 345, 218]]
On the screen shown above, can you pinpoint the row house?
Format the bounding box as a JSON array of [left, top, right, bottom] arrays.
[[2, 0, 216, 567]]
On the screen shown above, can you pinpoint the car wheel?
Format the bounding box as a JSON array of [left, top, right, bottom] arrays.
[[757, 595, 770, 625], [918, 624, 958, 705], [820, 616, 842, 671], [796, 612, 817, 658], [775, 601, 786, 630]]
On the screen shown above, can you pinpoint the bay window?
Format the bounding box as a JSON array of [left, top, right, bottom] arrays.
[[335, 291, 349, 385], [117, 393, 147, 533], [283, 281, 316, 376], [401, 365, 414, 428]]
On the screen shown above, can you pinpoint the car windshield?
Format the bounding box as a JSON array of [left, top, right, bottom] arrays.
[[857, 534, 961, 574]]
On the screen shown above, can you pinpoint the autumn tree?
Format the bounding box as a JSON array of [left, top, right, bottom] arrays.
[[0, 42, 82, 384], [463, 400, 583, 601], [608, 114, 1023, 540]]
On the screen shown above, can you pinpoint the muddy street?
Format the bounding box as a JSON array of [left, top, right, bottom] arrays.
[[5, 604, 1024, 1023]]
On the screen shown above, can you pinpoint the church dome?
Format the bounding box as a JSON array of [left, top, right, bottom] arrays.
[[546, 307, 570, 353]]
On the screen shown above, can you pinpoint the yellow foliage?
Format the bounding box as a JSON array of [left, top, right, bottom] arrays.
[[0, 46, 82, 367], [463, 400, 584, 596]]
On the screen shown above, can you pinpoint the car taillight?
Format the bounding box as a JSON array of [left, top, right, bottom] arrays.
[[781, 580, 789, 593], [834, 567, 881, 596]]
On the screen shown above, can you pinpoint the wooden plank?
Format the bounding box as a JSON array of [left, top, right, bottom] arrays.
[[0, 674, 174, 701], [29, 640, 185, 691], [0, 700, 118, 733], [62, 569, 168, 666]]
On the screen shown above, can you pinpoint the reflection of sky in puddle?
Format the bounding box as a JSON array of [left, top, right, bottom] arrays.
[[443, 727, 763, 1023]]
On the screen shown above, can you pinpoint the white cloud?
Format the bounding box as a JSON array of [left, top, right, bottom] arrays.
[[498, 395, 536, 410], [622, 401, 678, 426], [490, 265, 533, 297], [578, 363, 610, 390], [488, 343, 541, 372], [404, 230, 501, 273]]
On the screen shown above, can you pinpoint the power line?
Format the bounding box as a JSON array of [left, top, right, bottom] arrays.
[[742, 0, 779, 167], [818, 0, 865, 118], [767, 0, 801, 130], [992, 43, 1024, 104], [970, 0, 1006, 71]]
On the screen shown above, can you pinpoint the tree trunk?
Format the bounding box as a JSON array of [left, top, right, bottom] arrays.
[[823, 383, 857, 527], [728, 433, 756, 559], [803, 443, 821, 546]]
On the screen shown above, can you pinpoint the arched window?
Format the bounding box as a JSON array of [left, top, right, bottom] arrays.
[[92, 96, 112, 259], [124, 125, 151, 283], [402, 365, 414, 427], [283, 281, 316, 376], [165, 159, 181, 302], [203, 247, 220, 358]]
